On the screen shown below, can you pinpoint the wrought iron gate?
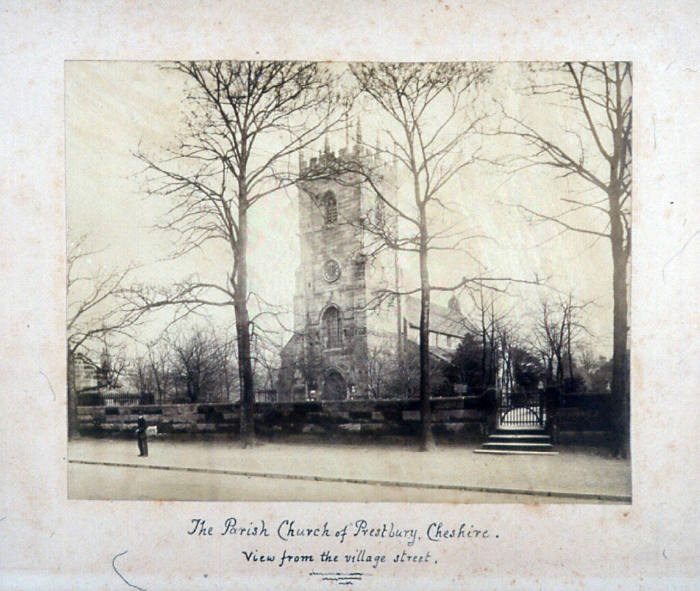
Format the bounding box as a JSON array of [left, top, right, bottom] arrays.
[[499, 390, 545, 428]]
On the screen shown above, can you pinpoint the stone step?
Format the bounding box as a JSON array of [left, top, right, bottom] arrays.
[[477, 427, 555, 454], [482, 441, 554, 451], [473, 449, 559, 456], [495, 428, 547, 435], [489, 434, 551, 443]]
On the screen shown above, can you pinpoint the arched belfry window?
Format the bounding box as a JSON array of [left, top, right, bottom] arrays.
[[322, 306, 342, 348], [324, 191, 338, 225], [353, 254, 366, 280]]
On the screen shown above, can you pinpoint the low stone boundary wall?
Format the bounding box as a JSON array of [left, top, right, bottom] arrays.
[[77, 391, 615, 445], [550, 392, 614, 445], [77, 395, 492, 441]]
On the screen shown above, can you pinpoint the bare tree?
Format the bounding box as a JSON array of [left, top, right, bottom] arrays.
[[249, 326, 281, 394], [531, 293, 591, 390], [305, 63, 496, 449], [211, 326, 238, 401], [66, 236, 143, 436], [130, 339, 175, 403], [97, 345, 127, 389], [531, 299, 565, 386], [467, 285, 509, 390], [67, 236, 142, 358], [137, 61, 346, 446], [577, 346, 601, 391], [130, 327, 237, 403], [494, 320, 521, 393], [132, 356, 157, 398], [145, 340, 174, 403], [385, 344, 421, 400], [366, 346, 390, 398], [169, 329, 222, 402], [501, 62, 631, 456]]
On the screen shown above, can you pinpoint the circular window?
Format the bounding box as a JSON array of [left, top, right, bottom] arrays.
[[322, 259, 341, 283]]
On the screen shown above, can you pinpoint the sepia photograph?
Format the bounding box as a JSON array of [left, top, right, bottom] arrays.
[[4, 1, 700, 588], [66, 60, 632, 503]]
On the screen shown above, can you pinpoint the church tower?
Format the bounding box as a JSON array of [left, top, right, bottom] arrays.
[[279, 131, 400, 401]]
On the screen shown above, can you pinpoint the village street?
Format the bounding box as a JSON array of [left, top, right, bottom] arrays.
[[68, 437, 631, 503]]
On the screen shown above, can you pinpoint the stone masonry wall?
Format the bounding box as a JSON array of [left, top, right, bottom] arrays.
[[77, 396, 492, 440]]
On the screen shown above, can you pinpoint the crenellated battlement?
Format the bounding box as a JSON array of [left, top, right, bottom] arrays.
[[298, 121, 397, 183]]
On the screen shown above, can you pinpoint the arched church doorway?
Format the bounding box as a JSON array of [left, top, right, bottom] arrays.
[[322, 370, 346, 401]]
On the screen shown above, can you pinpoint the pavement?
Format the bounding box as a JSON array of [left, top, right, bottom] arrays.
[[67, 437, 631, 503]]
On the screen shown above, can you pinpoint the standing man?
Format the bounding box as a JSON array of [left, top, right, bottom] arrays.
[[136, 415, 148, 457]]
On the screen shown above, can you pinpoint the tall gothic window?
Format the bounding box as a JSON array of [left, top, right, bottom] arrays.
[[322, 306, 342, 348], [324, 192, 338, 225]]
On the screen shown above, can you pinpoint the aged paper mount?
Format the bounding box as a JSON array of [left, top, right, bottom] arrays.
[[1, 1, 699, 590]]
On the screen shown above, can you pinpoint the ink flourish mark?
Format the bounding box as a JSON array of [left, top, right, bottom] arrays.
[[112, 550, 146, 591], [309, 571, 372, 586]]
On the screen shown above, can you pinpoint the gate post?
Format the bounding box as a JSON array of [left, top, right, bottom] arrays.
[[544, 386, 560, 443], [484, 387, 499, 437]]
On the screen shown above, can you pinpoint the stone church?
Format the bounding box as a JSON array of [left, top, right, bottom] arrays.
[[278, 134, 469, 401]]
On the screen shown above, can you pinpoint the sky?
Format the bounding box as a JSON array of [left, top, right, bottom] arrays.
[[65, 61, 620, 360]]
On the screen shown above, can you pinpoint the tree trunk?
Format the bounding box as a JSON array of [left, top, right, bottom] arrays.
[[555, 348, 563, 385], [394, 249, 403, 364], [479, 291, 487, 388], [481, 328, 487, 388], [488, 311, 496, 387], [567, 318, 574, 383], [418, 226, 434, 451], [610, 215, 630, 458], [235, 195, 256, 448], [67, 350, 78, 439]]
